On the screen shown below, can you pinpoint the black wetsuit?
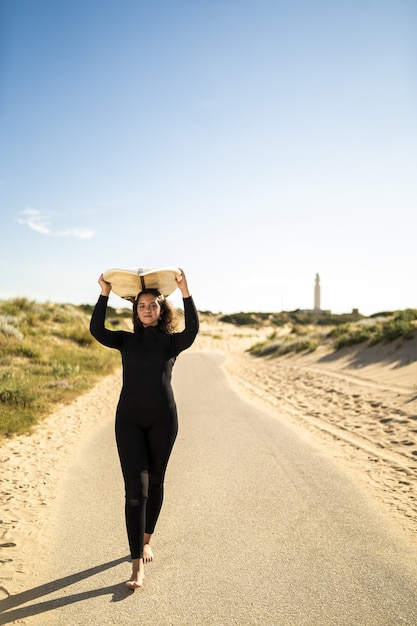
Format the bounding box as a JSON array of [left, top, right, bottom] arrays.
[[90, 295, 199, 559]]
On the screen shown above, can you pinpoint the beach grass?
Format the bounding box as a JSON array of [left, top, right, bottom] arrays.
[[246, 309, 417, 357], [330, 309, 417, 350], [0, 298, 130, 439]]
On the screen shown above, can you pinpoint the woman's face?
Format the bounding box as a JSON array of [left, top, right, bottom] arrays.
[[137, 293, 161, 327]]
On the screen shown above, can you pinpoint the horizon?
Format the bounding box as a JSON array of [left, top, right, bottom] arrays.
[[1, 288, 413, 319]]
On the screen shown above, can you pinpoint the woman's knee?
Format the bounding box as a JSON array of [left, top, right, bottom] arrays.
[[125, 469, 149, 500]]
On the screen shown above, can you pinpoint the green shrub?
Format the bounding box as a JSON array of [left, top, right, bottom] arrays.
[[333, 327, 373, 350], [220, 312, 259, 326], [0, 385, 35, 408], [249, 337, 318, 357], [294, 339, 319, 353], [62, 326, 95, 347], [370, 318, 415, 344], [1, 343, 41, 359], [325, 314, 416, 350], [249, 341, 281, 357], [394, 309, 417, 322], [50, 362, 81, 378], [0, 297, 35, 316]]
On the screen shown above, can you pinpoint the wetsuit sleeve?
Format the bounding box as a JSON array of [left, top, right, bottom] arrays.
[[89, 295, 124, 350], [172, 296, 199, 354]]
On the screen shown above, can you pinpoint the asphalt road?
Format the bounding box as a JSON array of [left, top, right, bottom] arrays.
[[2, 352, 417, 625]]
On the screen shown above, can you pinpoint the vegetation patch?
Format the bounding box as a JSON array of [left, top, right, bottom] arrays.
[[0, 298, 131, 440], [330, 310, 417, 350], [245, 309, 417, 358], [249, 336, 319, 357]]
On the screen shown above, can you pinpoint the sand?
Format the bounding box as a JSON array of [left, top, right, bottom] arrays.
[[193, 317, 417, 540], [0, 373, 122, 598], [1, 316, 417, 597]]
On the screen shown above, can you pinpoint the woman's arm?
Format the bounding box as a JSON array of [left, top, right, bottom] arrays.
[[89, 275, 124, 350], [173, 270, 199, 353]]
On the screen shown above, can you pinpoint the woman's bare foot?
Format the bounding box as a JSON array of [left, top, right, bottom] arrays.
[[125, 558, 144, 590], [143, 532, 154, 563], [143, 543, 154, 563]]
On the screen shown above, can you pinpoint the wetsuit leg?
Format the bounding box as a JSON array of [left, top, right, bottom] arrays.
[[145, 407, 178, 534], [115, 420, 149, 560]]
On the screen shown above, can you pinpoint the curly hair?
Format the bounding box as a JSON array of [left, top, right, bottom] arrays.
[[132, 289, 178, 334]]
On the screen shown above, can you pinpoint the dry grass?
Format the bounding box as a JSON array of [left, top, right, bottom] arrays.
[[0, 298, 130, 439]]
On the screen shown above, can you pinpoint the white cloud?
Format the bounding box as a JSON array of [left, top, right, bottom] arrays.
[[17, 207, 95, 239]]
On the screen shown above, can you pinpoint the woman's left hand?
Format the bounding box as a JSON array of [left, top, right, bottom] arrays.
[[176, 269, 190, 298]]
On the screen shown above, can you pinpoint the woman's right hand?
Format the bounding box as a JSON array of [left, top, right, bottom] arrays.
[[98, 274, 112, 296]]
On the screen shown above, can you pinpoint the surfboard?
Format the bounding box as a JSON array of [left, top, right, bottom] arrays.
[[102, 267, 182, 302]]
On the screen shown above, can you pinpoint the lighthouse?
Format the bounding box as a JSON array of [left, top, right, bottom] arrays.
[[314, 274, 321, 311]]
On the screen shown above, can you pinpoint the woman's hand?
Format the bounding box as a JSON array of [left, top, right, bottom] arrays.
[[175, 269, 190, 298], [98, 274, 112, 297]]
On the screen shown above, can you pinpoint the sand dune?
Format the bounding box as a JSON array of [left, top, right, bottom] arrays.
[[1, 317, 416, 597]]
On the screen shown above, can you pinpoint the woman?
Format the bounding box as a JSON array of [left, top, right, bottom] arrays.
[[90, 270, 199, 589]]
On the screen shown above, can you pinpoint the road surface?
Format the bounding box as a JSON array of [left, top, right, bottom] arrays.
[[1, 352, 417, 625]]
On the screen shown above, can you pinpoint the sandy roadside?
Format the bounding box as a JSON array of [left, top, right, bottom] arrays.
[[1, 318, 416, 598], [193, 318, 417, 542], [0, 372, 122, 598], [223, 340, 417, 543]]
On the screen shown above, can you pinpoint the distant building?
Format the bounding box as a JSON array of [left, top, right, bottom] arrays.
[[314, 273, 321, 311], [295, 274, 362, 317], [298, 273, 331, 314]]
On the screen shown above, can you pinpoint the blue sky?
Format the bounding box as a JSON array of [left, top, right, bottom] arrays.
[[1, 0, 416, 314]]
